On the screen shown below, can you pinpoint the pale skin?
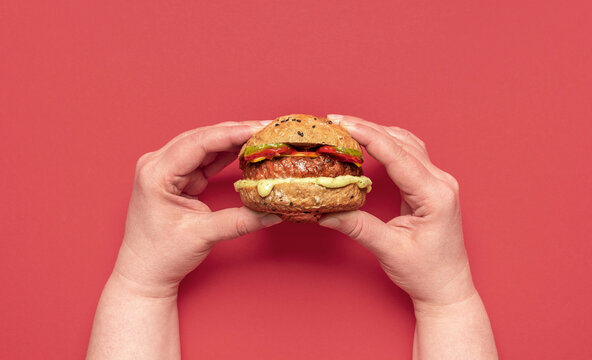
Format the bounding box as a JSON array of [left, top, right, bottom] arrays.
[[323, 115, 498, 359], [86, 116, 498, 359]]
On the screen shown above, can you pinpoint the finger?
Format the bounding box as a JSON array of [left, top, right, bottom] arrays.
[[384, 126, 426, 150], [388, 135, 442, 179], [152, 120, 272, 158], [180, 168, 208, 196], [328, 113, 381, 130], [383, 127, 453, 183], [319, 210, 401, 258], [214, 120, 273, 127], [337, 121, 438, 198], [180, 152, 237, 196], [176, 152, 240, 196], [328, 114, 428, 159], [400, 197, 412, 216], [203, 151, 238, 178], [158, 125, 254, 177], [328, 114, 448, 186], [201, 152, 218, 168], [384, 127, 427, 156], [200, 207, 282, 243]]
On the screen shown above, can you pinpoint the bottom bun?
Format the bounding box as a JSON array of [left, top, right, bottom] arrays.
[[279, 213, 322, 223], [238, 182, 367, 223]]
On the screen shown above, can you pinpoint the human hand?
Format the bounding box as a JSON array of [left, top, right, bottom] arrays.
[[113, 121, 282, 297], [319, 115, 475, 308]]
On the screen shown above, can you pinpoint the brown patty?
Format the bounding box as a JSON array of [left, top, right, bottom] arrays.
[[242, 155, 363, 179]]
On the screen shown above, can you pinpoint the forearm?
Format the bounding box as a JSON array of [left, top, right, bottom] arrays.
[[86, 272, 180, 360], [412, 291, 498, 360]]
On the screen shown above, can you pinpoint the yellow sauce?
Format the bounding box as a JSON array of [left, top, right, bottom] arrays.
[[234, 175, 372, 197]]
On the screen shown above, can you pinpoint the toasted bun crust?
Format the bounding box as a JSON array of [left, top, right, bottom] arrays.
[[238, 182, 367, 223], [238, 114, 363, 159]]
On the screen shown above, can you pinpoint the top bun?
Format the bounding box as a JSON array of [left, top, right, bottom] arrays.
[[239, 114, 363, 159]]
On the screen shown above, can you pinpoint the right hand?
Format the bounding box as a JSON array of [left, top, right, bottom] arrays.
[[319, 115, 476, 308]]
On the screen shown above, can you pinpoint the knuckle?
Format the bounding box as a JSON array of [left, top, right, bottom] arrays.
[[134, 152, 158, 188], [135, 152, 152, 171], [432, 179, 459, 212], [396, 142, 415, 162], [390, 126, 427, 151], [416, 137, 427, 150], [441, 184, 457, 202], [387, 126, 404, 133], [389, 126, 410, 138], [438, 171, 460, 193], [390, 138, 409, 158], [194, 129, 206, 145], [401, 129, 413, 140], [235, 217, 251, 237], [445, 173, 460, 192], [347, 218, 366, 240], [387, 126, 409, 141]]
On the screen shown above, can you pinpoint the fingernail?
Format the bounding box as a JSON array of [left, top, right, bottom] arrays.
[[250, 120, 272, 131], [318, 216, 340, 228], [327, 114, 355, 128], [327, 114, 344, 122], [261, 214, 282, 227], [341, 120, 355, 127]]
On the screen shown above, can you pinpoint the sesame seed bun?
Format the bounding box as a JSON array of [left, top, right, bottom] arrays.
[[238, 114, 363, 159], [235, 114, 370, 223]]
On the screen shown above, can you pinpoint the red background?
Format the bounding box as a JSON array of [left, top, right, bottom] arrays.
[[1, 1, 591, 358]]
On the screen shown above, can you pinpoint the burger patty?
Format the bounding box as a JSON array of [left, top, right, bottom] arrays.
[[243, 154, 363, 179]]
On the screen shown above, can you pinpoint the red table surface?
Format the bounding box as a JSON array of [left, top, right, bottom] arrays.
[[1, 1, 591, 359]]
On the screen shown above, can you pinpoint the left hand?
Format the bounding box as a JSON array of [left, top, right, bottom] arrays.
[[113, 121, 282, 297]]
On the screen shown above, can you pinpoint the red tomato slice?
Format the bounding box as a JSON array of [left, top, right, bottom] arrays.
[[316, 146, 363, 166], [241, 145, 362, 167], [240, 146, 295, 168]]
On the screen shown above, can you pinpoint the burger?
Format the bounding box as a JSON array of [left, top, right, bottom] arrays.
[[234, 114, 372, 222]]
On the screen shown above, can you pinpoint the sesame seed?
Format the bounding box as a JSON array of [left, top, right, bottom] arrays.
[[297, 131, 304, 137], [328, 121, 333, 124], [289, 202, 293, 206], [296, 119, 301, 122], [275, 123, 279, 126], [312, 125, 316, 128]]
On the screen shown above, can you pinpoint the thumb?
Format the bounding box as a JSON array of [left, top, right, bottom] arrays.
[[202, 207, 282, 242], [319, 210, 396, 257]]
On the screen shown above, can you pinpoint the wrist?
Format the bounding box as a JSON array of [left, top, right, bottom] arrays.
[[111, 241, 181, 299], [107, 270, 179, 300], [413, 287, 481, 320], [410, 261, 477, 312]]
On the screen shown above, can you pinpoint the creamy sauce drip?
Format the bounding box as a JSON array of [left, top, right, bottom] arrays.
[[234, 175, 372, 197]]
